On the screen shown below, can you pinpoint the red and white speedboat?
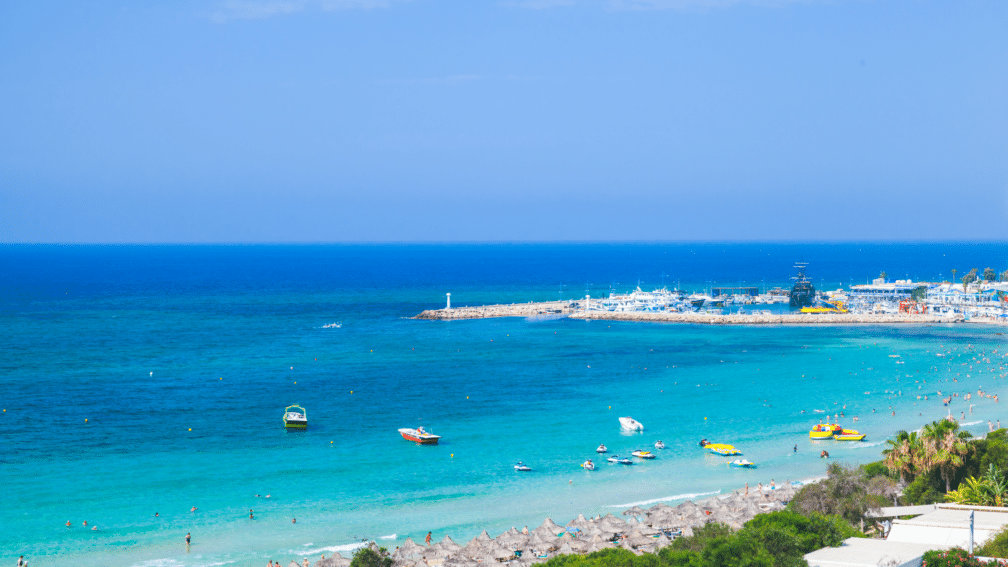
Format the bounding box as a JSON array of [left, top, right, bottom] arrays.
[[398, 427, 440, 445]]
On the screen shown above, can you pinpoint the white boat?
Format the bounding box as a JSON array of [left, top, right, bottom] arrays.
[[514, 462, 531, 472], [607, 455, 632, 465], [632, 450, 656, 459], [283, 405, 308, 429], [619, 417, 643, 431], [730, 459, 755, 468], [596, 444, 608, 453], [581, 460, 595, 471], [398, 427, 441, 445], [654, 440, 666, 449]]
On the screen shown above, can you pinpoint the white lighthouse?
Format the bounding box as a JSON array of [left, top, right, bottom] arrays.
[[446, 293, 451, 310]]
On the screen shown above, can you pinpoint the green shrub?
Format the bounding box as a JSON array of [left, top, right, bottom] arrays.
[[787, 463, 895, 524], [861, 461, 891, 479], [977, 525, 1008, 558], [903, 470, 945, 505], [698, 532, 773, 567], [350, 547, 392, 567], [670, 523, 733, 553], [744, 511, 861, 554], [922, 547, 1000, 566]]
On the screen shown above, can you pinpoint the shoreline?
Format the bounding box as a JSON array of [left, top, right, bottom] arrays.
[[316, 478, 809, 567], [415, 303, 1008, 325]]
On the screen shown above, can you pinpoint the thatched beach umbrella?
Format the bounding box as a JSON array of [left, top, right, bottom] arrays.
[[555, 542, 574, 556], [648, 503, 675, 516], [567, 514, 591, 531], [489, 544, 515, 561], [653, 534, 671, 549], [440, 536, 462, 554], [622, 506, 647, 516]]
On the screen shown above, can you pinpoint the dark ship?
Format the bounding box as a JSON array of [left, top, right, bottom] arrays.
[[789, 262, 816, 309]]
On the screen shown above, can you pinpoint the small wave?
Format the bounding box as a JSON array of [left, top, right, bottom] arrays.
[[848, 441, 884, 449], [321, 322, 342, 329], [300, 541, 368, 556], [609, 490, 721, 508], [380, 534, 397, 540], [132, 560, 184, 567], [961, 421, 982, 426]]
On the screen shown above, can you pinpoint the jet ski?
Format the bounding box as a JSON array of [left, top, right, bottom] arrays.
[[607, 455, 632, 465], [632, 450, 656, 459], [581, 459, 595, 471], [654, 440, 666, 449], [596, 444, 608, 453], [514, 462, 532, 472]]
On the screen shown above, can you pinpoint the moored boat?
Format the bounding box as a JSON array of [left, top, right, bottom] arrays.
[[607, 455, 632, 465], [581, 459, 595, 470], [706, 443, 741, 456], [632, 450, 656, 459], [596, 443, 608, 453], [655, 440, 666, 449], [514, 461, 531, 472], [398, 426, 440, 445], [730, 459, 755, 468], [619, 417, 643, 431], [809, 423, 841, 439], [283, 405, 308, 429]]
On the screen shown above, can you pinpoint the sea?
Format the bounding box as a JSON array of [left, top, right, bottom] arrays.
[[1, 243, 1007, 567]]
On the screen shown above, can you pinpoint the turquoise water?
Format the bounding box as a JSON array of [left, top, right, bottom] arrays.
[[1, 244, 1006, 567]]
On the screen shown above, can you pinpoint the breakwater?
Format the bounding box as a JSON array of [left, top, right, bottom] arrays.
[[415, 302, 971, 325]]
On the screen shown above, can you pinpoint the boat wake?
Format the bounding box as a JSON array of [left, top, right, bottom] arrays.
[[847, 441, 884, 449], [299, 541, 368, 556], [321, 322, 342, 329], [610, 490, 721, 508]]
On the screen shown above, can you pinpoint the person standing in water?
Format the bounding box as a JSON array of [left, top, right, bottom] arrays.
[[186, 533, 191, 552], [426, 532, 432, 545]]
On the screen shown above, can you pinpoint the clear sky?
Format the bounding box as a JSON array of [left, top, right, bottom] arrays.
[[1, 0, 1005, 242]]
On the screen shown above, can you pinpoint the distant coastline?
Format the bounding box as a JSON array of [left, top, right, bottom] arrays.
[[415, 301, 1006, 326]]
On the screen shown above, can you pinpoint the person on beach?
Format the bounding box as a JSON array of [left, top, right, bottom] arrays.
[[522, 526, 528, 535], [18, 556, 24, 567], [745, 482, 748, 496], [426, 532, 432, 545], [771, 479, 775, 489], [268, 561, 273, 567], [757, 482, 763, 495], [303, 558, 310, 567], [186, 533, 191, 552]]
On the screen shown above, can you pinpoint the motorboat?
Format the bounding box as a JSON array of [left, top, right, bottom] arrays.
[[398, 426, 441, 445], [706, 444, 741, 456], [654, 440, 666, 450], [596, 443, 608, 453], [283, 405, 308, 429], [730, 459, 755, 468], [632, 450, 656, 459], [835, 429, 866, 441], [514, 462, 532, 472], [619, 417, 643, 431], [581, 459, 595, 471], [607, 455, 632, 465]]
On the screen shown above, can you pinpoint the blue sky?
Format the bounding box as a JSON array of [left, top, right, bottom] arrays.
[[1, 0, 1005, 242]]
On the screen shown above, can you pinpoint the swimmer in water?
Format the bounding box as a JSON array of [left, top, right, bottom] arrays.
[[794, 445, 797, 452], [66, 521, 71, 528], [191, 506, 197, 513]]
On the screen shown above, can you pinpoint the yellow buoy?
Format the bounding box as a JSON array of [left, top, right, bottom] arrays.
[[220, 377, 222, 380], [188, 428, 192, 431], [451, 454, 454, 458], [85, 418, 88, 423], [350, 390, 353, 394], [331, 441, 333, 444], [466, 396, 469, 399], [704, 417, 707, 420], [608, 406, 611, 409]]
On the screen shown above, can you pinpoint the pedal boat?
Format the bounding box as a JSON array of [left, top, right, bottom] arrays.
[[596, 444, 608, 453], [607, 455, 633, 465], [514, 462, 532, 472], [398, 426, 441, 445], [619, 416, 643, 431], [835, 429, 866, 441], [730, 459, 755, 468], [632, 450, 656, 459], [581, 459, 595, 470], [283, 405, 308, 429]]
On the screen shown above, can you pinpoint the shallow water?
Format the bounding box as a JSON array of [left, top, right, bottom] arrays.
[[1, 244, 1006, 567]]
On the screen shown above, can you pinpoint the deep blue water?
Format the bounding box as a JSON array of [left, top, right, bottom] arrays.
[[1, 243, 1006, 567]]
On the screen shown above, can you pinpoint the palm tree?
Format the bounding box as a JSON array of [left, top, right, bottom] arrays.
[[951, 269, 958, 284], [883, 430, 921, 482], [921, 420, 973, 492]]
